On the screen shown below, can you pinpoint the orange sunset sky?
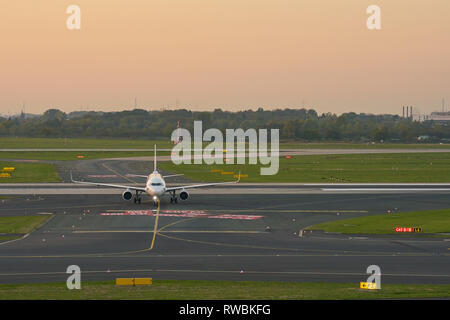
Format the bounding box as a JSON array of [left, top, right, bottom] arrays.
[[0, 0, 449, 115]]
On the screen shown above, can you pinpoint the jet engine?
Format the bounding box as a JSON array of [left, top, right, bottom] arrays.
[[179, 189, 189, 201], [122, 189, 133, 201]]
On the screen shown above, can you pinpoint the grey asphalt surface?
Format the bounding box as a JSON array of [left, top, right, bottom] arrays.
[[0, 191, 449, 285], [0, 157, 449, 287]]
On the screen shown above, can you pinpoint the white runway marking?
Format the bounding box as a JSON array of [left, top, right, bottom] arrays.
[[322, 188, 450, 192], [0, 268, 448, 279]]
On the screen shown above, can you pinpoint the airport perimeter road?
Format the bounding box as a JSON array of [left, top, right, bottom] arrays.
[[0, 192, 448, 285]]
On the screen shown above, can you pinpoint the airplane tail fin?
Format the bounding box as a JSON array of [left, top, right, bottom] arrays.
[[154, 144, 157, 172]]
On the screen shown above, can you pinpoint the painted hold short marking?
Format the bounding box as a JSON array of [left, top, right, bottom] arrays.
[[101, 211, 264, 220]]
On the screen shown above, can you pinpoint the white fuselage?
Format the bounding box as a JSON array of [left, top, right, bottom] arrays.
[[145, 171, 166, 198]]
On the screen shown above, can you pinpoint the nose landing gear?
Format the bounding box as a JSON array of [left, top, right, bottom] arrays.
[[152, 196, 160, 207]]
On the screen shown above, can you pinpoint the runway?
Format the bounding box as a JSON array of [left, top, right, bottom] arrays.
[[2, 184, 450, 195], [0, 191, 449, 285]]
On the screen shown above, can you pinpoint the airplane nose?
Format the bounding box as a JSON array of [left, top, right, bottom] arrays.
[[148, 187, 162, 196]]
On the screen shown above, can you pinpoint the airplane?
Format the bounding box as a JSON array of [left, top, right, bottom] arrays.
[[71, 145, 240, 205]]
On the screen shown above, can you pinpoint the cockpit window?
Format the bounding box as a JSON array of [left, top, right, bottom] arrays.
[[151, 182, 163, 186]]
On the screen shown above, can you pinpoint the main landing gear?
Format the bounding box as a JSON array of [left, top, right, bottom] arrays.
[[169, 190, 178, 204], [133, 191, 142, 204]]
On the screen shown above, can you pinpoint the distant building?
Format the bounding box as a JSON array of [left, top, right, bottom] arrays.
[[1, 112, 39, 120], [417, 135, 431, 141], [414, 111, 450, 123]]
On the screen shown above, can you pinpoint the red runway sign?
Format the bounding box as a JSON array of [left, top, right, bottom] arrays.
[[394, 227, 422, 233]]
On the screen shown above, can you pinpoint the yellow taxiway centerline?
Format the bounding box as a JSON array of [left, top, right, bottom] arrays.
[[101, 162, 137, 184], [149, 200, 160, 250]]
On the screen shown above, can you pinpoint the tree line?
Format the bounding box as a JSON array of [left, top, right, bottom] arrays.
[[0, 108, 449, 142]]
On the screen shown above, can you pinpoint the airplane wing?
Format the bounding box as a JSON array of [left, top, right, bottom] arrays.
[[162, 174, 184, 178], [165, 172, 240, 192], [126, 174, 183, 179], [70, 172, 146, 192], [125, 174, 148, 178]]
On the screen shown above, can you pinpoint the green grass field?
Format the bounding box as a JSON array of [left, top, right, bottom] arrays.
[[0, 161, 60, 182], [0, 151, 170, 161], [0, 215, 52, 242], [1, 152, 450, 183], [159, 152, 450, 183], [0, 280, 448, 299], [0, 137, 449, 150], [0, 137, 173, 149], [306, 208, 450, 235], [0, 215, 51, 234], [0, 236, 18, 241]]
